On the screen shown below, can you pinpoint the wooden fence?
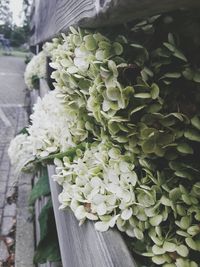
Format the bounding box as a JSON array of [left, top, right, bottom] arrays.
[[30, 0, 200, 45], [30, 1, 200, 266]]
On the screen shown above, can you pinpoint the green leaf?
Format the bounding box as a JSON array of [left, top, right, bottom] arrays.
[[134, 93, 152, 99], [130, 43, 144, 49], [149, 215, 163, 226], [29, 167, 50, 205], [152, 255, 166, 265], [39, 199, 53, 241], [168, 33, 175, 45], [193, 72, 200, 83], [34, 238, 61, 264], [184, 129, 200, 142], [173, 49, 187, 62], [182, 68, 194, 80], [187, 225, 200, 236], [163, 241, 176, 252], [113, 42, 123, 55], [169, 188, 182, 201], [177, 143, 194, 154], [182, 194, 192, 205], [17, 127, 29, 135], [130, 105, 146, 115], [180, 216, 191, 230], [176, 244, 189, 257], [160, 196, 172, 206], [34, 199, 61, 264], [163, 42, 175, 52], [98, 41, 111, 50], [152, 245, 165, 255], [106, 87, 122, 101], [162, 72, 181, 79], [134, 228, 144, 240], [142, 136, 157, 154], [69, 26, 79, 34], [176, 230, 189, 237], [84, 35, 97, 51], [191, 116, 200, 130], [175, 170, 192, 179], [185, 237, 198, 250], [151, 83, 159, 99]]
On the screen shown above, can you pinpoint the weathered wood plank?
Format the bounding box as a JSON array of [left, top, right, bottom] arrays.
[[30, 0, 200, 45], [30, 89, 39, 110], [39, 79, 50, 98], [34, 173, 62, 267], [31, 86, 62, 267], [48, 165, 136, 267]]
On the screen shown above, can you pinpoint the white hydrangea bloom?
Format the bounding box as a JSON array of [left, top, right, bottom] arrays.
[[43, 38, 61, 57], [53, 141, 138, 236], [8, 133, 34, 175], [28, 90, 87, 158], [24, 51, 47, 90]]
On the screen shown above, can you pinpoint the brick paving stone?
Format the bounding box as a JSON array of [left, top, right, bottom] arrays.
[[0, 56, 28, 240], [6, 186, 16, 199], [0, 181, 7, 194], [0, 171, 8, 182], [0, 160, 10, 172], [0, 208, 2, 222], [0, 240, 9, 262], [7, 175, 18, 188], [3, 203, 16, 217], [0, 195, 5, 208], [1, 216, 15, 235]]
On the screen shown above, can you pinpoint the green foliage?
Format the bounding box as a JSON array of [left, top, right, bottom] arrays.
[[17, 127, 29, 135], [31, 75, 40, 90], [29, 166, 50, 205], [33, 199, 61, 264], [28, 166, 60, 264]]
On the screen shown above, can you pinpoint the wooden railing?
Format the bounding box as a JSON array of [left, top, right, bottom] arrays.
[[30, 0, 200, 45]]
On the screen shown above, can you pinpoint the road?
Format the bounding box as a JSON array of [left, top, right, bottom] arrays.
[[0, 56, 29, 264]]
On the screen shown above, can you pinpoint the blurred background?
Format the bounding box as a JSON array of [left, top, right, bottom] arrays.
[[0, 0, 32, 57]]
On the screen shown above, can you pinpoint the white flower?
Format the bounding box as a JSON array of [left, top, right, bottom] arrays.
[[24, 51, 47, 90], [53, 141, 138, 231], [28, 90, 87, 158], [8, 133, 34, 175]]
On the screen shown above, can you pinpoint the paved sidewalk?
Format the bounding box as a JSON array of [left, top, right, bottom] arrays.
[[0, 56, 30, 264]]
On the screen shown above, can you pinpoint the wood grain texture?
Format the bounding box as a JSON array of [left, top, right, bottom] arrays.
[[31, 87, 61, 267], [39, 79, 50, 97], [30, 0, 97, 45], [48, 165, 136, 267], [30, 0, 200, 45]]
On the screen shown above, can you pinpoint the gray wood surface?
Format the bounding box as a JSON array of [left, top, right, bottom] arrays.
[[39, 79, 50, 98], [31, 85, 61, 267], [15, 172, 35, 267], [30, 0, 200, 45], [34, 172, 62, 267], [48, 165, 136, 267]]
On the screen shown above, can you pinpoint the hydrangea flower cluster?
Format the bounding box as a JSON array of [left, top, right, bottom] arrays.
[[49, 28, 134, 129], [47, 26, 200, 266], [53, 141, 200, 267], [8, 133, 35, 175], [8, 89, 90, 173], [9, 13, 200, 266], [28, 90, 88, 158], [54, 140, 136, 230], [24, 51, 47, 90]]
